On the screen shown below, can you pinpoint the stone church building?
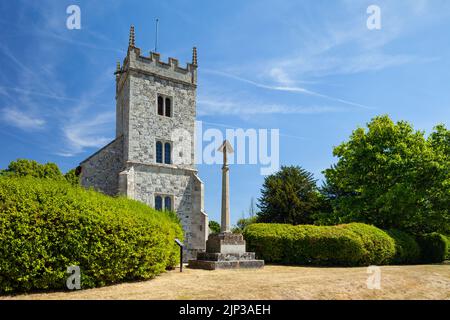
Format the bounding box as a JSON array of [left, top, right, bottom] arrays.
[[79, 26, 208, 259]]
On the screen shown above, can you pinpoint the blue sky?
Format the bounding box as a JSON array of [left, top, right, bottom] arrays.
[[1, 0, 449, 225]]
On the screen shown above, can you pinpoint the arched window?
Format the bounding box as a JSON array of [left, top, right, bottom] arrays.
[[164, 196, 172, 211], [164, 142, 171, 164], [155, 196, 162, 211], [156, 141, 163, 163], [157, 96, 164, 115], [165, 98, 171, 117]]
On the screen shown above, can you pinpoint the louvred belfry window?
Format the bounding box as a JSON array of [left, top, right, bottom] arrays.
[[165, 98, 171, 117], [157, 96, 164, 115], [157, 94, 172, 117]]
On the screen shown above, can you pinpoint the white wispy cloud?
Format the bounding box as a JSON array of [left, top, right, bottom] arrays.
[[0, 85, 112, 107], [198, 1, 450, 117], [260, 0, 447, 83], [0, 43, 116, 157], [1, 108, 46, 130], [0, 2, 124, 55], [202, 69, 373, 110], [61, 111, 115, 155], [266, 53, 423, 80], [0, 44, 62, 97], [199, 120, 308, 141], [56, 65, 116, 157], [0, 18, 68, 136], [197, 96, 350, 116], [0, 1, 119, 158]]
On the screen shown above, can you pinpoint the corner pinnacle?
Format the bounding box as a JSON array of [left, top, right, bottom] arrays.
[[192, 47, 197, 66], [129, 25, 135, 47]]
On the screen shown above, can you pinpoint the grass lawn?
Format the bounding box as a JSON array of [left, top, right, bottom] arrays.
[[2, 264, 449, 300]]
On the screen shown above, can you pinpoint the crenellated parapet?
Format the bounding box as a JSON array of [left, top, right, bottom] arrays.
[[116, 25, 197, 90]]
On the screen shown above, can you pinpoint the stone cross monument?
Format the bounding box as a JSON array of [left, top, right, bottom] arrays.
[[188, 140, 264, 270], [218, 140, 233, 233]]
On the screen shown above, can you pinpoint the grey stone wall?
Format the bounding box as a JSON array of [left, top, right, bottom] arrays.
[[116, 162, 207, 260], [190, 173, 208, 256], [133, 166, 201, 241], [116, 76, 130, 139], [80, 136, 124, 196]]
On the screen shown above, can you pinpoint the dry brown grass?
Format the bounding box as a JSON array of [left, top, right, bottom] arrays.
[[2, 264, 449, 300]]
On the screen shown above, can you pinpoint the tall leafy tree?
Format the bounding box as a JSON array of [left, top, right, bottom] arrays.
[[323, 115, 449, 234], [208, 220, 221, 234], [257, 166, 321, 225], [1, 159, 62, 179], [232, 216, 258, 234], [0, 159, 80, 186], [424, 124, 450, 234]]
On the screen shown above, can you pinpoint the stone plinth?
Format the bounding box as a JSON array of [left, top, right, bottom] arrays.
[[206, 233, 246, 254], [188, 233, 264, 270]]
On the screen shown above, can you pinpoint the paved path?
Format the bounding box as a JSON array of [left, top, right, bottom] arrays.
[[3, 264, 449, 300]]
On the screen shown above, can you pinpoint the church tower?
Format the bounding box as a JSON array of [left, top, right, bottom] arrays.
[[80, 26, 208, 259]]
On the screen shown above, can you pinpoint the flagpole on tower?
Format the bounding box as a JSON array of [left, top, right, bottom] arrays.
[[154, 18, 159, 52]]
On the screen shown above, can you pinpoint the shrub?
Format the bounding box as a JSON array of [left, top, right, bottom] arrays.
[[64, 168, 80, 186], [232, 216, 258, 234], [0, 176, 183, 293], [339, 223, 396, 265], [0, 159, 80, 186], [243, 223, 292, 263], [244, 222, 395, 266], [1, 159, 62, 180], [417, 233, 448, 263], [386, 229, 421, 264], [208, 220, 220, 234]]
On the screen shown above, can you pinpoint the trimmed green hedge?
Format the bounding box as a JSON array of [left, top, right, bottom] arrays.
[[339, 223, 396, 265], [417, 233, 448, 263], [244, 223, 448, 266], [244, 223, 396, 266], [0, 177, 183, 293], [386, 229, 421, 264]]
